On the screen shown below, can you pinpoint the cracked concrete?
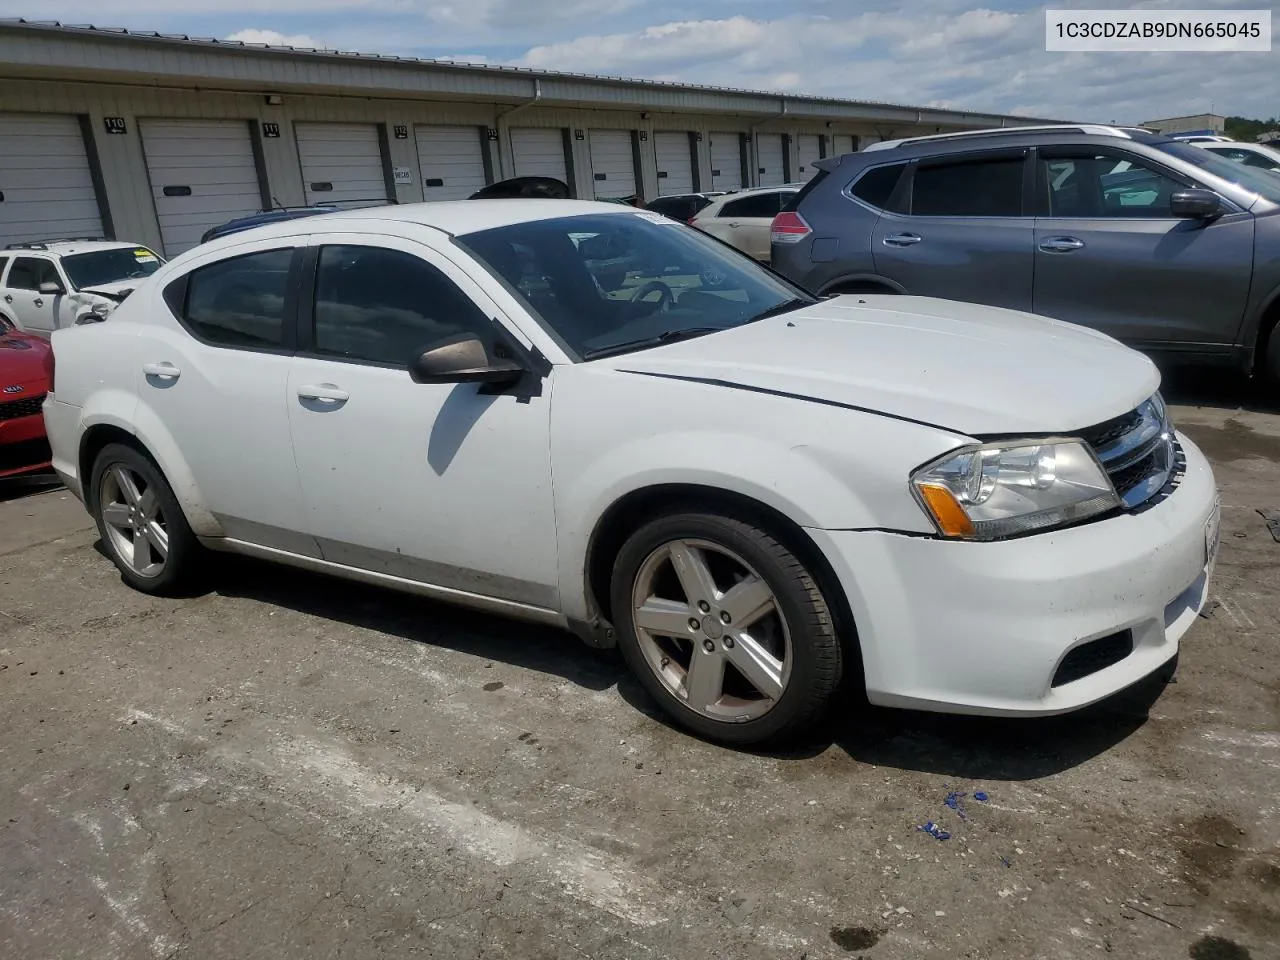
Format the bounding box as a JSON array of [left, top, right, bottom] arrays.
[[1, 373, 1278, 959]]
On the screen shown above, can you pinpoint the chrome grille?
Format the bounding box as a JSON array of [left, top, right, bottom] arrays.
[[1080, 395, 1177, 510], [0, 393, 45, 421]]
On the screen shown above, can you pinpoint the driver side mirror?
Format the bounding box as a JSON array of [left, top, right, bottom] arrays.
[[408, 334, 525, 386], [1170, 189, 1222, 219], [38, 280, 65, 295]]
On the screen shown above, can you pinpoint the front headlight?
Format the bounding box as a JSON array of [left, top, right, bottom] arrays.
[[911, 439, 1119, 540]]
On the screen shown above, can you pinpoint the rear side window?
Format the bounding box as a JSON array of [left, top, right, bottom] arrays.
[[647, 196, 696, 220], [721, 192, 787, 219], [849, 163, 908, 211], [182, 248, 294, 349], [911, 157, 1024, 217]]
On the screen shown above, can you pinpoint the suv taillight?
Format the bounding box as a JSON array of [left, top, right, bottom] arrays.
[[770, 211, 812, 245]]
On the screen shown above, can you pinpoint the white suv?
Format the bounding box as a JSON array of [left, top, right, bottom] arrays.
[[0, 239, 164, 337], [43, 201, 1219, 746], [690, 185, 801, 261]]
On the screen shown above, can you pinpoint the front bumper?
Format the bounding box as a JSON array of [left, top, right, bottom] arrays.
[[809, 431, 1217, 716]]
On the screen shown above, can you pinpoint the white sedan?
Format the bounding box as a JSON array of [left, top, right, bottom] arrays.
[[42, 200, 1219, 745]]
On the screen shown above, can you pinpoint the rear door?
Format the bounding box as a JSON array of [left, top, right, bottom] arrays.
[[871, 150, 1034, 311], [1031, 146, 1254, 348]]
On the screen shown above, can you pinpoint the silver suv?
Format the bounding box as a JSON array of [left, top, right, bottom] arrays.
[[770, 124, 1280, 382]]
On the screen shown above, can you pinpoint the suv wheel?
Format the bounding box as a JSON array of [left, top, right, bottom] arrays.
[[611, 511, 842, 746], [90, 443, 201, 595]]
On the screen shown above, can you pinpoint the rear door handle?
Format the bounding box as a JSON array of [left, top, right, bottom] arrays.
[[297, 383, 349, 403], [142, 361, 181, 380], [1039, 236, 1085, 253], [883, 233, 922, 247]]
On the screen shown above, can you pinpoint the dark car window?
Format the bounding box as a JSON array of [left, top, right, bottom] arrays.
[[1040, 151, 1185, 218], [1154, 140, 1280, 204], [456, 211, 810, 360], [721, 192, 788, 219], [850, 163, 907, 210], [647, 196, 711, 221], [911, 157, 1024, 217], [0, 256, 9, 283], [6, 257, 61, 291], [312, 246, 495, 366], [61, 247, 162, 289], [183, 248, 293, 348]]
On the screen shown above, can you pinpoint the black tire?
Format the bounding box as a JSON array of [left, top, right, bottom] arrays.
[[89, 442, 203, 596], [610, 510, 843, 746]]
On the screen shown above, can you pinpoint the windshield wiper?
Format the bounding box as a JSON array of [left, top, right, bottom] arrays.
[[745, 297, 815, 324], [582, 326, 725, 360]]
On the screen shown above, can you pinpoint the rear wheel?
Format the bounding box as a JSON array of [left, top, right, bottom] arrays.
[[90, 443, 202, 595], [611, 511, 842, 745]]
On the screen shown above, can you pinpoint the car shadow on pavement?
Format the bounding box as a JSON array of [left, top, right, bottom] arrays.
[[1159, 364, 1280, 416], [0, 472, 61, 503], [209, 555, 627, 693]]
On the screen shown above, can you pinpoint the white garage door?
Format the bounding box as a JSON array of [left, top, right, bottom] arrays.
[[295, 122, 388, 206], [710, 132, 743, 192], [416, 125, 488, 202], [756, 133, 786, 186], [140, 119, 263, 256], [797, 134, 824, 180], [653, 132, 694, 196], [587, 130, 636, 200], [833, 134, 858, 157], [0, 113, 102, 247], [510, 128, 568, 184]]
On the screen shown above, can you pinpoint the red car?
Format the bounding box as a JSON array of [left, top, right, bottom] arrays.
[[0, 315, 54, 479]]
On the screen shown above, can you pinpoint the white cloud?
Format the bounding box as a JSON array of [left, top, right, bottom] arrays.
[[226, 28, 322, 48]]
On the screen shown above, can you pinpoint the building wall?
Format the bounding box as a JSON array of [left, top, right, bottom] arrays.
[[0, 76, 937, 250], [1143, 114, 1227, 135]]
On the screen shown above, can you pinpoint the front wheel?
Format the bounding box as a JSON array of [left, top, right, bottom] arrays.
[[610, 511, 843, 746], [90, 443, 202, 596]]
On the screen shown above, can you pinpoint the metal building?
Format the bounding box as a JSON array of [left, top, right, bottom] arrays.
[[0, 19, 1056, 256]]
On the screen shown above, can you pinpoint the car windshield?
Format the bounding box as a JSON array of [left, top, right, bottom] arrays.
[[454, 212, 813, 360], [61, 247, 163, 289], [1154, 141, 1280, 204]]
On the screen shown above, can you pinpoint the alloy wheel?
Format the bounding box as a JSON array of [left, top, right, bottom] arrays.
[[629, 538, 792, 722], [99, 464, 169, 579]]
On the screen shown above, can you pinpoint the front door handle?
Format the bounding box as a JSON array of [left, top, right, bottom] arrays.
[[1039, 236, 1085, 253], [142, 361, 181, 380], [2, 295, 12, 304], [883, 232, 922, 247], [297, 383, 349, 404], [33, 298, 44, 308]]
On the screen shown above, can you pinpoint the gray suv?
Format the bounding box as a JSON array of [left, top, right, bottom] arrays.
[[770, 124, 1280, 381]]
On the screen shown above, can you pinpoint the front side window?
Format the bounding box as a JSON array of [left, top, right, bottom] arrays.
[[1040, 151, 1185, 217], [312, 246, 495, 366], [183, 248, 293, 348], [61, 247, 162, 290], [721, 192, 788, 219], [911, 156, 1024, 217], [1154, 140, 1280, 204], [455, 212, 812, 360], [7, 257, 61, 291]]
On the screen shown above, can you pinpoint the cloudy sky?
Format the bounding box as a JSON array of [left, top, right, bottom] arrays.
[[2, 0, 1276, 122]]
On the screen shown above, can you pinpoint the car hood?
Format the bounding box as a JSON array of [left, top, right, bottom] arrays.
[[604, 295, 1159, 436], [0, 328, 50, 385]]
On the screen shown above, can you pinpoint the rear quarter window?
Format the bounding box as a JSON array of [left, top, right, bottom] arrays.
[[849, 163, 909, 211]]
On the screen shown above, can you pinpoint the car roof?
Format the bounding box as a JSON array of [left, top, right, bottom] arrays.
[[3, 239, 149, 256], [189, 199, 650, 253]]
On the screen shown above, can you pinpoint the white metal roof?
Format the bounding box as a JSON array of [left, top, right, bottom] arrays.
[[4, 239, 152, 256], [0, 18, 1063, 127]]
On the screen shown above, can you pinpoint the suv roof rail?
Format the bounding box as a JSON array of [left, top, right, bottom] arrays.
[[861, 124, 1138, 153], [5, 237, 108, 249]]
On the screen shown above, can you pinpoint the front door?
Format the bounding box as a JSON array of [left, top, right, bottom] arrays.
[[3, 256, 64, 335], [1032, 146, 1255, 349], [871, 151, 1034, 311], [285, 235, 560, 611]]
